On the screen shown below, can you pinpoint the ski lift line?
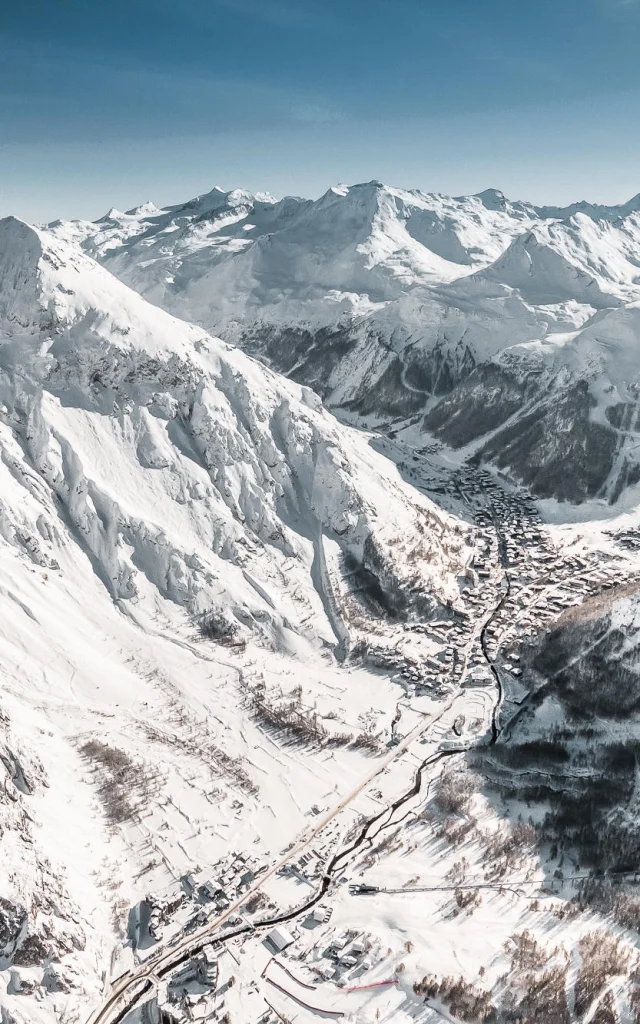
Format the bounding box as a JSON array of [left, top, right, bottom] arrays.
[[261, 956, 275, 979], [350, 872, 636, 897], [350, 882, 528, 896]]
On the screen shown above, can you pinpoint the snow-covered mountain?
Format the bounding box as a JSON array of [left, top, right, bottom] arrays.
[[0, 215, 464, 632], [5, 180, 640, 1024], [50, 180, 640, 504], [0, 215, 470, 1022]]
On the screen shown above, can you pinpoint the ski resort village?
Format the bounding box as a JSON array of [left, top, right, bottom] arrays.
[[76, 442, 640, 1024]]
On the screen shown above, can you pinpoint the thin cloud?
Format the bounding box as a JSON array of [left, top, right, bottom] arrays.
[[594, 0, 640, 17], [0, 39, 346, 143], [211, 0, 339, 31], [291, 102, 347, 125]]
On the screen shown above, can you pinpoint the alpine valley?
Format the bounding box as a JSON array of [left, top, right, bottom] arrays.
[[2, 182, 640, 1024]]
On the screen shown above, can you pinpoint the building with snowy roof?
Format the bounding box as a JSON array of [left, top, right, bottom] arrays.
[[263, 926, 295, 954]]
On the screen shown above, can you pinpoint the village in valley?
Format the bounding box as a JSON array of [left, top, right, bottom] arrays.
[[96, 433, 640, 1024]]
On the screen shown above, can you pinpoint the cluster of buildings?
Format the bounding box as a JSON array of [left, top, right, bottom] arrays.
[[493, 555, 632, 646], [141, 852, 267, 949], [150, 944, 221, 1023], [355, 459, 639, 745], [314, 929, 374, 982], [185, 852, 264, 915], [610, 526, 640, 551], [143, 889, 187, 943], [277, 848, 324, 886]]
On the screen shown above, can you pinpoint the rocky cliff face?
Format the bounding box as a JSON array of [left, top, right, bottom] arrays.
[[0, 216, 466, 644], [425, 368, 622, 504], [424, 301, 640, 505]]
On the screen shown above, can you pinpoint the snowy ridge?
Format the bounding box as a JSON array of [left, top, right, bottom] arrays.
[[51, 180, 640, 321], [48, 179, 640, 504], [0, 216, 466, 638]]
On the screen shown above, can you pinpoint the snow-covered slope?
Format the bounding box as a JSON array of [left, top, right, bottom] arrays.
[[0, 215, 465, 629], [0, 216, 471, 1022], [475, 217, 640, 305], [473, 229, 620, 307], [5, 184, 640, 1021], [423, 299, 640, 503], [49, 181, 640, 503]]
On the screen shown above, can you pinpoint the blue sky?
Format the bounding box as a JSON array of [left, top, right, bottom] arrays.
[[2, 0, 640, 220]]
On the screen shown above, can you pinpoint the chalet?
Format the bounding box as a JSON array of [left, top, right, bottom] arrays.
[[312, 905, 333, 924], [463, 669, 493, 688], [201, 879, 221, 901]]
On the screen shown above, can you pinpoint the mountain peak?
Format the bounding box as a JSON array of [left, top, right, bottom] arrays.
[[477, 226, 620, 306], [100, 207, 126, 221], [171, 184, 277, 218], [474, 188, 509, 210], [124, 200, 160, 217]]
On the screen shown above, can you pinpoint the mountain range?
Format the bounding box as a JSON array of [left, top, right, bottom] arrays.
[[50, 180, 640, 505]]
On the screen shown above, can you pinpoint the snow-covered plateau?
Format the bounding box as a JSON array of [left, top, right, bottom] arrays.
[[2, 182, 640, 1024]]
